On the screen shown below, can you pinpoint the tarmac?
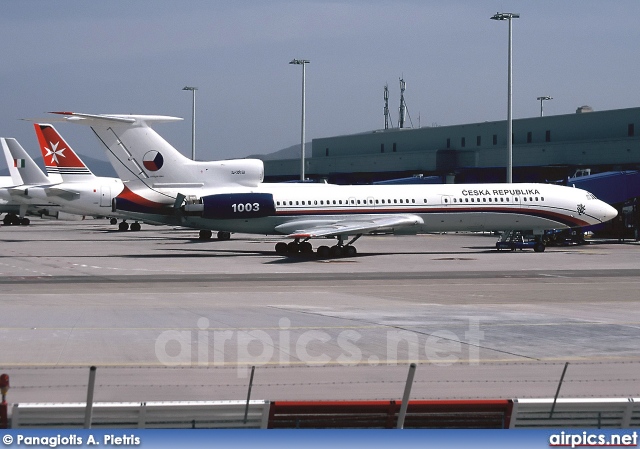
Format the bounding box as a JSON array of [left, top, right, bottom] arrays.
[[1, 218, 639, 404]]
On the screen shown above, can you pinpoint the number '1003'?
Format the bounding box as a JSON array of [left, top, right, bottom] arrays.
[[231, 203, 260, 213]]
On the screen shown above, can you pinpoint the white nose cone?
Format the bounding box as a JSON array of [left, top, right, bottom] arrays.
[[603, 203, 618, 222], [594, 201, 618, 223]]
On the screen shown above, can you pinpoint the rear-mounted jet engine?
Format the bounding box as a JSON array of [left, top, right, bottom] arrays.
[[183, 193, 276, 219]]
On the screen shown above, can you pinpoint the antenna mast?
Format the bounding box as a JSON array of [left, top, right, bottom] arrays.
[[384, 84, 390, 130], [399, 77, 406, 128]]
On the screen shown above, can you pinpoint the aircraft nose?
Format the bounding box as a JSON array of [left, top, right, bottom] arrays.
[[599, 201, 618, 223]]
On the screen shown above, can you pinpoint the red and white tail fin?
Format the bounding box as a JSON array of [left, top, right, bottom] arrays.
[[34, 123, 95, 180]]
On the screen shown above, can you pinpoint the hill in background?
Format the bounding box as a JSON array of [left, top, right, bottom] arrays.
[[1, 143, 306, 178], [0, 154, 117, 178]]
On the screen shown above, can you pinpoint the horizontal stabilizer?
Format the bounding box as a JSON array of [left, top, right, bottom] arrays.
[[49, 111, 183, 125]]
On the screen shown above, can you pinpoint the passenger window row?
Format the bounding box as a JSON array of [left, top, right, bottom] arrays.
[[275, 198, 421, 206], [275, 196, 546, 207], [449, 197, 545, 203]]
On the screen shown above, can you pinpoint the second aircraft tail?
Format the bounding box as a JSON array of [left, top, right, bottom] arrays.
[[34, 123, 95, 180]]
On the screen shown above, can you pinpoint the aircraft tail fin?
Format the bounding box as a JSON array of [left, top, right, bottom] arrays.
[[0, 137, 51, 185], [49, 112, 190, 186], [49, 112, 264, 193], [34, 123, 95, 180]]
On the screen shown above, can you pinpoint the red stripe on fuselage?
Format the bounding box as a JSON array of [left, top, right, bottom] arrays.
[[273, 206, 591, 227], [116, 185, 167, 208]]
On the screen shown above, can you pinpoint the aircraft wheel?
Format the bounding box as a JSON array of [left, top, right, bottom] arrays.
[[110, 217, 118, 225], [343, 245, 357, 257], [534, 242, 546, 253], [300, 241, 313, 253], [130, 222, 141, 232], [275, 242, 288, 254], [287, 242, 300, 254], [317, 245, 330, 259], [4, 214, 18, 226], [199, 230, 213, 240], [330, 245, 343, 258], [21, 217, 30, 226], [118, 221, 129, 231], [217, 231, 231, 241]]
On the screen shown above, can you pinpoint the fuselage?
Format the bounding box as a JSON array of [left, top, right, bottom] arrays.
[[2, 177, 124, 218], [51, 112, 617, 239], [117, 181, 618, 236]]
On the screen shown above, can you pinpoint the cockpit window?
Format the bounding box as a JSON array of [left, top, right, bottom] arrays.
[[586, 193, 598, 200]]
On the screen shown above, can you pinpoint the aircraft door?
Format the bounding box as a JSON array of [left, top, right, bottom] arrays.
[[512, 195, 522, 209], [100, 185, 111, 207]]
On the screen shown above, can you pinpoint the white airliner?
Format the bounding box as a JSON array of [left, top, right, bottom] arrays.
[[0, 172, 27, 224], [31, 123, 132, 227], [0, 124, 126, 225], [52, 111, 618, 255], [0, 137, 59, 225], [1, 168, 24, 224]]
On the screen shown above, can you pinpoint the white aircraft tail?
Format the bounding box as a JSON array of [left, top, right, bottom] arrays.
[[34, 123, 95, 181], [50, 112, 265, 193], [0, 137, 51, 186]]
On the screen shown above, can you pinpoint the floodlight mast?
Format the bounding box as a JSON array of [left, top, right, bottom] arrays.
[[182, 86, 198, 160], [491, 12, 519, 183], [537, 96, 553, 117], [289, 59, 310, 181]]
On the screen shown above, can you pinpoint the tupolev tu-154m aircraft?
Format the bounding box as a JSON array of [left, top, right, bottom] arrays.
[[52, 111, 617, 256]]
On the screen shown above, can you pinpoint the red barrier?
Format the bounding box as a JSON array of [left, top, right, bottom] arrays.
[[0, 373, 8, 429], [0, 401, 6, 429], [268, 399, 513, 429]]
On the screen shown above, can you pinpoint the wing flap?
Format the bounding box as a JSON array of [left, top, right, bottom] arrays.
[[278, 214, 424, 238]]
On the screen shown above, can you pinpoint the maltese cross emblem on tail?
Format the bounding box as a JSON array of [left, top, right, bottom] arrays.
[[45, 141, 65, 164]]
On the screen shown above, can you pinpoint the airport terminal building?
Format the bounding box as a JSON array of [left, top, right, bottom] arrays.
[[263, 106, 640, 185]]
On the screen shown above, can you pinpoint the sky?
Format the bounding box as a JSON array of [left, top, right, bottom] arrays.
[[1, 0, 639, 165]]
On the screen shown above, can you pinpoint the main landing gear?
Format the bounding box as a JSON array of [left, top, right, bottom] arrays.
[[198, 230, 232, 241], [2, 213, 30, 226], [276, 234, 362, 259], [117, 220, 142, 231]]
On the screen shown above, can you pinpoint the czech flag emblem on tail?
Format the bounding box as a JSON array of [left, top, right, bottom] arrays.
[[143, 150, 164, 171]]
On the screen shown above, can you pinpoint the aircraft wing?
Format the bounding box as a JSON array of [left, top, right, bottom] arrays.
[[277, 214, 424, 238]]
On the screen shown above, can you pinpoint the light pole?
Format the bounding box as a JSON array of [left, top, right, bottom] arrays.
[[491, 12, 519, 183], [537, 96, 553, 117], [289, 59, 310, 181], [182, 86, 198, 160]]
